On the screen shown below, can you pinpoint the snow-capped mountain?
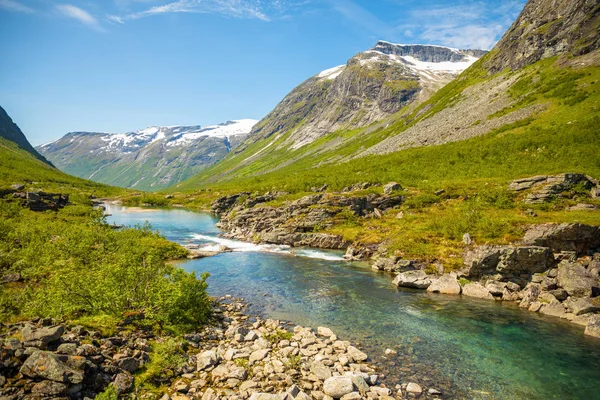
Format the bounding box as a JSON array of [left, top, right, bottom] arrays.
[[243, 41, 486, 152], [37, 120, 257, 190]]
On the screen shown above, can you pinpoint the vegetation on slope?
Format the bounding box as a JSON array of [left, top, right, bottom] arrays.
[[0, 135, 212, 334]]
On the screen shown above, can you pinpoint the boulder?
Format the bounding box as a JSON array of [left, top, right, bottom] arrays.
[[393, 270, 432, 289], [406, 382, 423, 395], [485, 281, 507, 296], [463, 246, 555, 277], [22, 324, 65, 348], [556, 261, 598, 297], [539, 302, 567, 318], [565, 297, 600, 315], [584, 315, 600, 338], [20, 351, 84, 384], [383, 182, 402, 195], [113, 372, 134, 395], [323, 376, 354, 399], [523, 223, 600, 254], [31, 380, 68, 396], [249, 349, 270, 363], [347, 346, 368, 362], [462, 283, 494, 299], [317, 327, 334, 337], [113, 356, 142, 372], [519, 284, 541, 308], [427, 274, 461, 295], [197, 350, 219, 371], [310, 361, 332, 381]]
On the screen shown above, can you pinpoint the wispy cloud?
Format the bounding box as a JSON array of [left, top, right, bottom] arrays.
[[326, 0, 392, 39], [108, 0, 285, 23], [0, 0, 35, 13], [56, 4, 105, 31], [329, 0, 526, 50]]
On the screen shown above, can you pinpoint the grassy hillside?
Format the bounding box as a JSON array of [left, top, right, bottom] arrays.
[[0, 126, 212, 334], [0, 136, 123, 196], [172, 55, 600, 194]]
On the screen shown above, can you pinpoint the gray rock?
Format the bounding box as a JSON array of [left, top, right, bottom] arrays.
[[519, 284, 541, 308], [383, 182, 402, 195], [113, 372, 134, 395], [427, 274, 461, 295], [350, 375, 369, 395], [566, 297, 600, 315], [392, 270, 432, 289], [462, 282, 494, 299], [22, 324, 65, 348], [406, 382, 422, 395], [31, 380, 68, 396], [584, 315, 600, 338], [317, 327, 334, 337], [113, 356, 142, 372], [1, 273, 22, 283], [485, 281, 506, 296], [539, 302, 567, 318], [340, 393, 361, 400], [462, 233, 473, 245], [557, 261, 598, 297], [523, 223, 600, 254], [347, 346, 368, 362], [20, 351, 84, 384], [249, 349, 270, 363], [310, 361, 332, 381], [463, 245, 554, 278], [323, 376, 354, 399], [56, 343, 78, 355], [197, 350, 219, 371]]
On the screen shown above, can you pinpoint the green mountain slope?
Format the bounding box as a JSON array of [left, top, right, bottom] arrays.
[[0, 106, 51, 166], [172, 0, 600, 194]]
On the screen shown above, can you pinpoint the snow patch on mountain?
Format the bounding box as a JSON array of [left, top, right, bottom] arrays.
[[317, 65, 346, 80]]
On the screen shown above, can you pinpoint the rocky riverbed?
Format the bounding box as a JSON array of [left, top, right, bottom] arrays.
[[209, 174, 600, 338], [0, 298, 442, 400]]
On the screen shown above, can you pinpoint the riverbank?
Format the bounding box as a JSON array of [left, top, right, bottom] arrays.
[[0, 297, 437, 400], [194, 174, 600, 338]]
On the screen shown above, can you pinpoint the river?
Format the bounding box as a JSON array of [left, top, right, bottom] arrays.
[[105, 204, 600, 400]]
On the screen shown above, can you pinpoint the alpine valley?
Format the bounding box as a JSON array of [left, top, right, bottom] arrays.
[[1, 0, 600, 399]]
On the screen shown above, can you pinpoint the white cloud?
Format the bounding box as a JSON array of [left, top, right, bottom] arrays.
[[421, 24, 506, 50], [399, 0, 527, 50], [110, 0, 277, 23], [56, 4, 105, 31], [0, 0, 34, 13]]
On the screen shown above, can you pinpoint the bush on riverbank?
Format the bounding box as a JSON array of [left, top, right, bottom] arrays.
[[0, 196, 211, 333]]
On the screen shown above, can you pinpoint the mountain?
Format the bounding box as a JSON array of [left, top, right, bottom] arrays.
[[175, 42, 486, 186], [37, 120, 257, 191], [246, 42, 485, 151], [0, 106, 114, 195], [174, 0, 599, 193], [0, 105, 52, 166]]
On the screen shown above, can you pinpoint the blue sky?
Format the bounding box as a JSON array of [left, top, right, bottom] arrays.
[[0, 0, 526, 145]]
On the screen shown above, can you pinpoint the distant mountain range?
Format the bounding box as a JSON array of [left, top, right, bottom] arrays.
[[37, 120, 256, 191]]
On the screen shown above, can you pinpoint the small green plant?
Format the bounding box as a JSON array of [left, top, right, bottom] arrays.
[[458, 278, 471, 287], [285, 354, 302, 369], [136, 338, 188, 389], [265, 330, 293, 344], [96, 384, 119, 400], [234, 358, 249, 368]]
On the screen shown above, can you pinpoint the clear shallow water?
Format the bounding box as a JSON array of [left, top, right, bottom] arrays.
[[106, 204, 600, 400]]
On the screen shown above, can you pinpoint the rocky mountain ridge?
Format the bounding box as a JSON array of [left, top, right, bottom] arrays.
[[244, 42, 485, 151], [37, 120, 256, 191]]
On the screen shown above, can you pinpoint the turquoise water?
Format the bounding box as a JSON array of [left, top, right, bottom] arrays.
[[106, 205, 600, 400]]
